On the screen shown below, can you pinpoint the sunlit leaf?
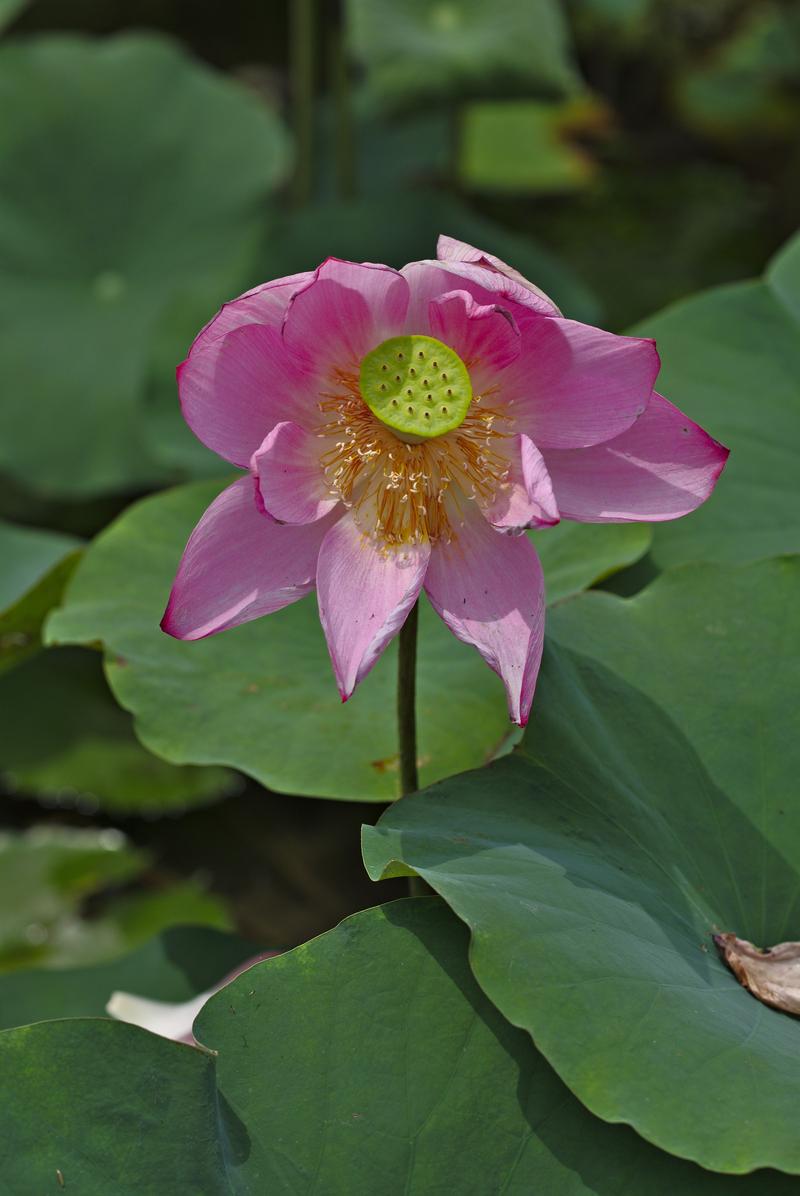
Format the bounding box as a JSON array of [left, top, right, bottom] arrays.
[[458, 96, 608, 194]]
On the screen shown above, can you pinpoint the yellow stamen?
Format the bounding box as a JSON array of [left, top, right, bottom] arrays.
[[317, 369, 512, 548]]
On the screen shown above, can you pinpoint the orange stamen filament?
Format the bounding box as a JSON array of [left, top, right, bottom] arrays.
[[317, 369, 512, 548]]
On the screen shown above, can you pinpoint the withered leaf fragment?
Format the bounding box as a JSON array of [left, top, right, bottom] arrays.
[[714, 933, 800, 1015]]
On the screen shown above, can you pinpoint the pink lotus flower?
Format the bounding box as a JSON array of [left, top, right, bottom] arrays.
[[162, 237, 728, 725]]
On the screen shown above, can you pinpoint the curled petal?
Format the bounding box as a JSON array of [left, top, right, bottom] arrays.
[[500, 315, 661, 449], [425, 508, 545, 725], [283, 258, 409, 376], [161, 477, 335, 640], [542, 392, 730, 521], [316, 514, 430, 701], [481, 435, 559, 531], [402, 258, 559, 335], [428, 289, 520, 393], [252, 421, 339, 524], [178, 323, 317, 467], [436, 235, 561, 315]]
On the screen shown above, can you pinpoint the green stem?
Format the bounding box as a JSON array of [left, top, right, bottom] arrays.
[[290, 0, 315, 207], [397, 602, 419, 797], [397, 603, 431, 898]]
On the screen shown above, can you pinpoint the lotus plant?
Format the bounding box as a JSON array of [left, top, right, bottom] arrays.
[[162, 237, 728, 727]]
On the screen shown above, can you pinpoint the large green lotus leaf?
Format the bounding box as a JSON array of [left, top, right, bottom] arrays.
[[633, 232, 800, 568], [0, 925, 256, 1031], [46, 481, 649, 800], [530, 519, 650, 605], [0, 1019, 228, 1196], [364, 558, 800, 1174], [1, 900, 795, 1194], [0, 826, 230, 972], [346, 0, 579, 108], [0, 648, 238, 814], [0, 520, 81, 672], [0, 33, 289, 499]]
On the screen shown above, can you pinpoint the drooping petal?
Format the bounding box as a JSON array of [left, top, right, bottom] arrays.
[[189, 272, 312, 354], [178, 323, 318, 467], [283, 258, 409, 377], [481, 434, 560, 531], [425, 508, 545, 725], [252, 421, 339, 524], [316, 514, 430, 700], [541, 392, 730, 522], [436, 235, 562, 315], [428, 288, 521, 393], [499, 313, 661, 449], [162, 476, 336, 640]]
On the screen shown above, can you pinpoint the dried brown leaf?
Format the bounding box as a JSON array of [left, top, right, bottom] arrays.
[[714, 933, 800, 1015]]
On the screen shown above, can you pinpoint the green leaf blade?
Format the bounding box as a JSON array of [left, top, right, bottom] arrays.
[[633, 232, 800, 568], [364, 557, 800, 1174]]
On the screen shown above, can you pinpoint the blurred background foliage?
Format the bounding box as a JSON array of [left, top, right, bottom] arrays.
[[1, 0, 798, 967]]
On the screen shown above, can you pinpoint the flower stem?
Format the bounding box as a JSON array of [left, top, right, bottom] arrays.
[[397, 602, 430, 898], [397, 601, 419, 797], [290, 0, 315, 207]]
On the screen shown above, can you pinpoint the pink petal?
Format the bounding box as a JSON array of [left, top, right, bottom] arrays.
[[161, 477, 335, 640], [481, 435, 560, 531], [428, 288, 521, 393], [283, 258, 409, 377], [189, 272, 312, 354], [541, 392, 730, 521], [252, 421, 339, 524], [436, 235, 562, 315], [178, 323, 317, 468], [316, 514, 430, 700], [403, 259, 558, 334], [499, 314, 661, 449], [425, 508, 545, 725]]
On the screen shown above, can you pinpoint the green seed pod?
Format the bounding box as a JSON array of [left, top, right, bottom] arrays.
[[359, 335, 472, 440]]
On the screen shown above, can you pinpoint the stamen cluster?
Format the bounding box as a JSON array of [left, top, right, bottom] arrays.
[[318, 370, 511, 548]]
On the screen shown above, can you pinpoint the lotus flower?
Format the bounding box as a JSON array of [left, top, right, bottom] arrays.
[[162, 237, 728, 725]]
